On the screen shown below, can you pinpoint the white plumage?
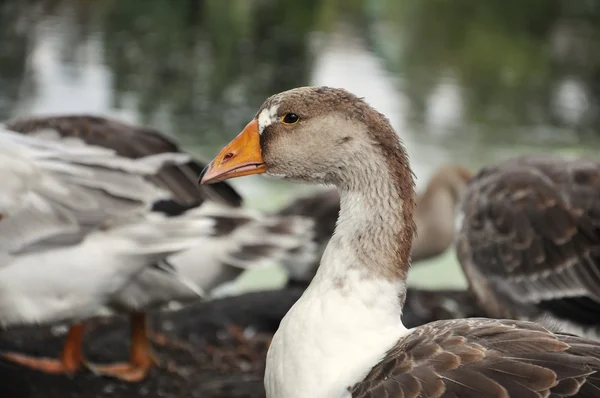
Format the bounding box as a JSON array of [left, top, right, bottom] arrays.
[[109, 201, 316, 312], [0, 125, 215, 327]]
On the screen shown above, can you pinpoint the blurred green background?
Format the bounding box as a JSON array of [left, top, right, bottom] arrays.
[[2, 0, 599, 291]]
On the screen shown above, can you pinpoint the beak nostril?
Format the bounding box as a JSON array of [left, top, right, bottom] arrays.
[[222, 152, 234, 163]]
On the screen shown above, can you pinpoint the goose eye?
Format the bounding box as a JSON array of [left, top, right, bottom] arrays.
[[281, 113, 300, 125]]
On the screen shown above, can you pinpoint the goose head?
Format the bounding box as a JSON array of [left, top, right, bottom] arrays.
[[200, 86, 412, 193], [201, 87, 416, 284]]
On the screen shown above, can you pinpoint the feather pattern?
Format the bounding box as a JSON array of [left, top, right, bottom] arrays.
[[0, 125, 218, 327], [108, 202, 318, 311], [352, 318, 600, 398], [0, 126, 186, 254], [456, 155, 600, 337], [6, 114, 242, 208]]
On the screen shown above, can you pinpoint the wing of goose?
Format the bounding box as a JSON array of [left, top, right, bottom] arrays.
[[456, 155, 600, 335], [0, 125, 190, 254], [6, 115, 242, 208], [352, 318, 600, 397]]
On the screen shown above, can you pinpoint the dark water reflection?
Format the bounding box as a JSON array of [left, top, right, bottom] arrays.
[[1, 0, 600, 210]]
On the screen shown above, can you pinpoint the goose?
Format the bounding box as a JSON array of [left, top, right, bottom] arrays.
[[2, 115, 318, 382], [0, 125, 215, 379], [277, 164, 472, 284], [456, 155, 600, 340], [200, 86, 600, 398]]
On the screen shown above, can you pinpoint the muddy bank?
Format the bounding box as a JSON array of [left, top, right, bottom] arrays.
[[0, 289, 304, 398]]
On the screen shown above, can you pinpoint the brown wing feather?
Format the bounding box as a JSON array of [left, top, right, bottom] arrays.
[[456, 155, 600, 328], [6, 115, 242, 208], [352, 318, 600, 398]]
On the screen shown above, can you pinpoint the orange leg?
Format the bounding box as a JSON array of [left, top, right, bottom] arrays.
[[1, 323, 84, 375], [85, 312, 157, 382], [227, 324, 247, 344]]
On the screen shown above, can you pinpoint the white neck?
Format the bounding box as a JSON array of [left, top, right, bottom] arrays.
[[265, 169, 412, 398], [312, 184, 409, 306]]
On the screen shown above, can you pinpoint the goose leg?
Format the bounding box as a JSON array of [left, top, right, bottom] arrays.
[[1, 323, 84, 374], [227, 324, 247, 344], [86, 312, 157, 382]]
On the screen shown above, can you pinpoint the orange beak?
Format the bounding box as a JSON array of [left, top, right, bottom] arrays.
[[199, 119, 267, 184]]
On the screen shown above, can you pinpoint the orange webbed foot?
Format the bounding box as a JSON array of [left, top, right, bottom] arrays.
[[1, 352, 80, 375], [85, 357, 157, 382], [1, 322, 85, 375]]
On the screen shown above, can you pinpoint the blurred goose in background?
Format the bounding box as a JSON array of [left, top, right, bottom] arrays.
[[4, 115, 318, 381], [456, 155, 600, 339], [277, 164, 472, 285], [0, 126, 216, 379], [201, 87, 600, 398]]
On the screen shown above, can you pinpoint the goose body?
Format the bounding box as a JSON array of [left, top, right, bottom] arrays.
[[2, 115, 317, 381], [201, 86, 600, 397], [0, 126, 215, 325], [0, 125, 216, 375], [0, 218, 207, 328], [456, 155, 600, 339]]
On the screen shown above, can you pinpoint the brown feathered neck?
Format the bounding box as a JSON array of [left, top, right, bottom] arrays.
[[261, 87, 417, 283], [419, 165, 472, 206], [322, 90, 416, 283]]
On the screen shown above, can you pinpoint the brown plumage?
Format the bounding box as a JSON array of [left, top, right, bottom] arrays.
[[414, 165, 472, 260], [7, 115, 242, 208], [352, 318, 600, 397], [456, 155, 600, 338]]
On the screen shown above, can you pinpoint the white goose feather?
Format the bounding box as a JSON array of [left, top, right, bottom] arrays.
[[0, 125, 214, 328]]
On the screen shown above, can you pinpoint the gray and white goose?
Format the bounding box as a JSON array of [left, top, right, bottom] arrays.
[[201, 87, 600, 398], [0, 124, 216, 379], [1, 115, 318, 382], [456, 155, 600, 340]]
